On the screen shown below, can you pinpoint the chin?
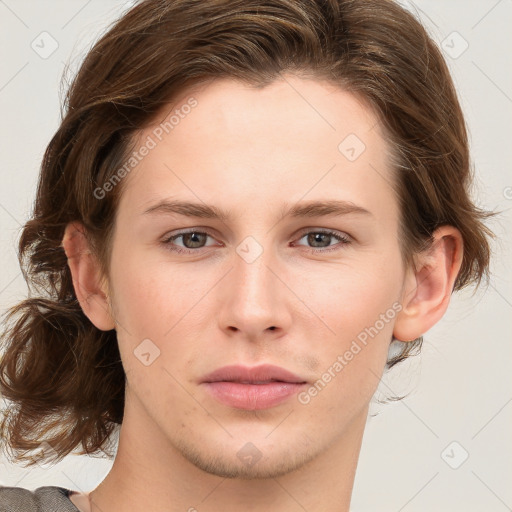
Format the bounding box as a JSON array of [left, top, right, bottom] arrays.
[[173, 433, 319, 480]]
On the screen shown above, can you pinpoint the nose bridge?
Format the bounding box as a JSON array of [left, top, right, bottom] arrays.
[[219, 239, 289, 335], [232, 237, 278, 309]]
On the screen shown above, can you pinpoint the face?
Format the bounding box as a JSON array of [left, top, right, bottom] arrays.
[[105, 74, 406, 478]]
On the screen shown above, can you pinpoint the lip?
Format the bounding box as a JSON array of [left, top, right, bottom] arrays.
[[200, 364, 307, 410], [201, 364, 306, 384]]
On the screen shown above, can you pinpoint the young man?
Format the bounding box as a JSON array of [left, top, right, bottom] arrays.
[[0, 1, 492, 511]]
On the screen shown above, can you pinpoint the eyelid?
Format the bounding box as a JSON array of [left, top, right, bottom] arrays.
[[295, 227, 351, 240], [163, 227, 217, 239]]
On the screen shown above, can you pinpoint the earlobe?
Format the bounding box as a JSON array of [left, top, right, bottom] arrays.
[[393, 226, 464, 342], [61, 221, 115, 331]]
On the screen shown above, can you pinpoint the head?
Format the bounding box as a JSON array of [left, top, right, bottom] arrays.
[[0, 0, 492, 473]]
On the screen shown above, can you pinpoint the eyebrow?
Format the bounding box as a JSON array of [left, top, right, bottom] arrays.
[[142, 199, 372, 222]]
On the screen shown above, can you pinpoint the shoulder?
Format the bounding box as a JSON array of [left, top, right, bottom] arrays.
[[0, 485, 79, 512]]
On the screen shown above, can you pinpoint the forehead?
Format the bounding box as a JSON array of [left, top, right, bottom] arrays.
[[117, 74, 397, 224]]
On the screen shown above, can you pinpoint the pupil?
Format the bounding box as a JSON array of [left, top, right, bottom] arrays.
[[184, 232, 204, 248], [309, 233, 329, 247]]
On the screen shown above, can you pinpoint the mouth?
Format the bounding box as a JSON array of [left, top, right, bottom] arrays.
[[200, 364, 308, 410]]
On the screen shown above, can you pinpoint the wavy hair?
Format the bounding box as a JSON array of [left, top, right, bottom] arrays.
[[0, 0, 493, 465]]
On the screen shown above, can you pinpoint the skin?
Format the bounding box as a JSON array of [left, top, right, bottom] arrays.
[[62, 74, 463, 512]]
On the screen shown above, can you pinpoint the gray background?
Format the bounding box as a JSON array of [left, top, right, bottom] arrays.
[[0, 1, 511, 511]]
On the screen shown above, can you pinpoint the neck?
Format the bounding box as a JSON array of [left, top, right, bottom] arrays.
[[88, 393, 368, 512]]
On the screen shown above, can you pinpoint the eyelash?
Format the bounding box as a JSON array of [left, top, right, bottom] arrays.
[[161, 228, 351, 255]]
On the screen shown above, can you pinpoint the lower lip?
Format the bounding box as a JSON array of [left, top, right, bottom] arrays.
[[202, 381, 307, 410]]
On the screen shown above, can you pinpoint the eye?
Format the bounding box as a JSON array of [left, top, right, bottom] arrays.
[[294, 229, 351, 253], [161, 228, 351, 255], [161, 229, 219, 254]]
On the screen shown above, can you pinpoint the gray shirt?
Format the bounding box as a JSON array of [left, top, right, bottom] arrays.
[[0, 486, 79, 512]]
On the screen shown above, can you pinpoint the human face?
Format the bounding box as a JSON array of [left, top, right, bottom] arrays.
[[106, 74, 405, 478]]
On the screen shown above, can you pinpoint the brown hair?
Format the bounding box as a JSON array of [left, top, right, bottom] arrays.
[[0, 0, 493, 466]]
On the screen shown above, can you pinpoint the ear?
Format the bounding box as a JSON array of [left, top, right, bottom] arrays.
[[393, 226, 464, 342], [61, 221, 115, 331]]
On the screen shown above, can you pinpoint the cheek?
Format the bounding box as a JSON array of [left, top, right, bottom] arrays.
[[108, 254, 202, 407], [304, 255, 403, 341], [297, 253, 402, 400], [109, 246, 210, 338]]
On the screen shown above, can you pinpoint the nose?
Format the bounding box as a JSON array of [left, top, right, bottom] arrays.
[[216, 247, 292, 341]]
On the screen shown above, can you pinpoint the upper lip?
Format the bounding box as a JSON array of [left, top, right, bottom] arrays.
[[200, 364, 307, 384]]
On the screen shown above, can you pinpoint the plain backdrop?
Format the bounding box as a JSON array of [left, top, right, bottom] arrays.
[[0, 1, 511, 511]]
